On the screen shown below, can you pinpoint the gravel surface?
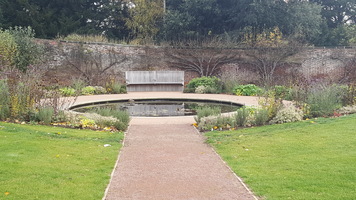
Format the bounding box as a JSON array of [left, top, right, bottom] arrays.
[[104, 117, 257, 200]]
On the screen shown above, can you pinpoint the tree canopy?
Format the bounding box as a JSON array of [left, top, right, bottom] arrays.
[[0, 0, 355, 46]]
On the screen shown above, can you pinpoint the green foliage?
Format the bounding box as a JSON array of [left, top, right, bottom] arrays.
[[233, 84, 262, 96], [194, 106, 221, 123], [259, 90, 284, 120], [0, 80, 10, 120], [59, 87, 76, 97], [59, 34, 109, 43], [89, 107, 130, 131], [105, 80, 127, 94], [234, 106, 249, 127], [36, 107, 55, 125], [0, 30, 17, 66], [254, 109, 269, 126], [306, 84, 344, 117], [81, 86, 96, 95], [187, 76, 222, 94], [270, 104, 303, 124], [8, 26, 43, 72]]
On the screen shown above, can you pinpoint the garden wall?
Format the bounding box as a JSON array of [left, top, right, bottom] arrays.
[[38, 39, 356, 86]]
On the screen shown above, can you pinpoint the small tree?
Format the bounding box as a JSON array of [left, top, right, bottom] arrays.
[[243, 27, 303, 87], [166, 39, 241, 77], [63, 44, 127, 85]]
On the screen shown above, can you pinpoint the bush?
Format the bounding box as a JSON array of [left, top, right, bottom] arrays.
[[270, 104, 303, 124], [194, 107, 221, 123], [8, 26, 43, 72], [0, 30, 17, 66], [234, 107, 249, 127], [36, 107, 54, 125], [0, 80, 10, 120], [105, 80, 126, 94], [81, 86, 96, 95], [59, 87, 76, 97], [91, 107, 130, 131], [306, 84, 344, 117], [186, 76, 222, 94], [233, 84, 262, 96], [195, 85, 206, 94], [93, 86, 106, 94], [253, 109, 269, 126]]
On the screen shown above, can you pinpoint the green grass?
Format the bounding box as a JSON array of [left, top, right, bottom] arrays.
[[205, 114, 356, 200], [0, 122, 123, 199]]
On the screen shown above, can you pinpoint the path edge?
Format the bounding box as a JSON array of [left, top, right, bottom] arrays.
[[193, 127, 260, 200], [101, 125, 130, 200]]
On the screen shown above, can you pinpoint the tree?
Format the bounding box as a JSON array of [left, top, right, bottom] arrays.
[[0, 0, 130, 40], [310, 0, 356, 28], [162, 0, 222, 41], [166, 39, 241, 77], [126, 0, 164, 44], [243, 27, 303, 86], [63, 44, 127, 85]]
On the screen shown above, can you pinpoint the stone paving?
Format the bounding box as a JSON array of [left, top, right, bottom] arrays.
[[70, 92, 259, 200]]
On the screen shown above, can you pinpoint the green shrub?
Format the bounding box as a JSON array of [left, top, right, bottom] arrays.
[[105, 81, 126, 94], [0, 80, 10, 120], [186, 76, 222, 94], [272, 85, 292, 99], [253, 109, 269, 126], [37, 107, 54, 125], [307, 84, 344, 117], [0, 30, 17, 66], [91, 108, 130, 131], [194, 107, 221, 123], [234, 107, 249, 127], [81, 86, 96, 95], [233, 84, 262, 96], [8, 26, 43, 72], [72, 78, 86, 92], [59, 87, 76, 97], [270, 104, 303, 124], [195, 85, 206, 94], [93, 86, 106, 94], [60, 34, 109, 43]]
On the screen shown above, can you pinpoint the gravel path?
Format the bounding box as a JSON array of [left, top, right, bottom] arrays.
[[103, 116, 257, 200]]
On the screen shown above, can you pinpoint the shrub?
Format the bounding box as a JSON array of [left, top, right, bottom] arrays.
[[270, 104, 303, 124], [272, 85, 292, 100], [306, 84, 344, 117], [234, 106, 249, 127], [60, 34, 109, 43], [198, 116, 218, 131], [59, 87, 76, 97], [186, 76, 222, 93], [337, 105, 356, 115], [106, 80, 126, 94], [0, 30, 17, 66], [93, 86, 106, 94], [36, 107, 55, 125], [8, 26, 43, 72], [0, 80, 10, 120], [253, 109, 269, 126], [72, 78, 86, 92], [194, 107, 221, 123], [233, 84, 262, 96], [195, 85, 206, 94], [81, 86, 96, 95], [258, 90, 284, 120], [91, 107, 130, 131]]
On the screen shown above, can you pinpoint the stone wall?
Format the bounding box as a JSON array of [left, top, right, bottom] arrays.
[[38, 39, 356, 85]]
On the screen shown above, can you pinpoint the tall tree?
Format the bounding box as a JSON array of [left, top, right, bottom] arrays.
[[162, 0, 222, 41], [126, 0, 164, 44], [310, 0, 356, 28], [0, 0, 130, 39]]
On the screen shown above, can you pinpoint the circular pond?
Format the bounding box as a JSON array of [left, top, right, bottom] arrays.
[[71, 99, 242, 117]]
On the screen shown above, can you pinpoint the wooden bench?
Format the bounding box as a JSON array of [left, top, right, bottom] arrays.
[[125, 71, 184, 92]]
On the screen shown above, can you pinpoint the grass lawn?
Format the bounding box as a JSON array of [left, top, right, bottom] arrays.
[[0, 122, 123, 200], [205, 114, 356, 200]]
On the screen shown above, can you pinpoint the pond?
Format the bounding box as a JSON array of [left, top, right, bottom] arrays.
[[71, 99, 242, 117]]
